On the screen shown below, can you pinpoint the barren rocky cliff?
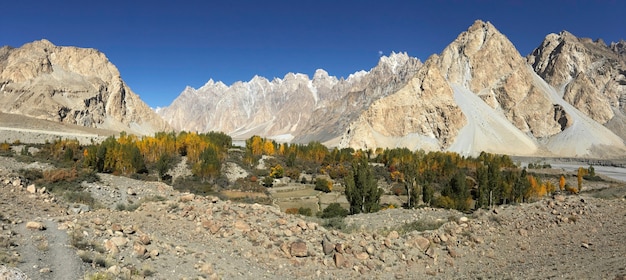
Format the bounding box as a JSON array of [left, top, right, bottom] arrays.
[[0, 40, 170, 135]]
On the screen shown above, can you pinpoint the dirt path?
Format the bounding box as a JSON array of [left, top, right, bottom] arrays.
[[15, 219, 85, 280]]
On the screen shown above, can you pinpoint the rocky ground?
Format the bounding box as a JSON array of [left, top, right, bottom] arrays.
[[1, 154, 626, 279]]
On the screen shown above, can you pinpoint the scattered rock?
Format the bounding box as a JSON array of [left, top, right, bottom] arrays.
[[412, 236, 430, 252], [322, 238, 334, 255], [234, 220, 250, 232], [26, 184, 36, 194], [180, 193, 195, 202], [354, 251, 369, 260], [334, 253, 345, 268], [387, 230, 399, 239], [458, 217, 469, 224], [139, 233, 151, 245], [133, 242, 147, 256], [104, 239, 120, 254], [290, 241, 308, 257], [518, 229, 528, 237], [26, 221, 45, 230]]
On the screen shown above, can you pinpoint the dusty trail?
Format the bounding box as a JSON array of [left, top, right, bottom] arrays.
[[15, 219, 85, 280]]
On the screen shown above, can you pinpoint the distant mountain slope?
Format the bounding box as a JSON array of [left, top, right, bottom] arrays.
[[0, 39, 171, 135]]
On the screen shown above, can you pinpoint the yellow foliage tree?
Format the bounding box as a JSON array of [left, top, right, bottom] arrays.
[[559, 175, 566, 191], [577, 167, 588, 192], [263, 141, 275, 156]]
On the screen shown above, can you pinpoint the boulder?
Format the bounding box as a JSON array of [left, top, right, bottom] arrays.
[[290, 241, 308, 257]]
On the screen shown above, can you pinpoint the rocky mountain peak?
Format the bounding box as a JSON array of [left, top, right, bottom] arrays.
[[611, 39, 626, 56], [528, 30, 626, 141], [377, 52, 411, 74], [0, 39, 170, 134]]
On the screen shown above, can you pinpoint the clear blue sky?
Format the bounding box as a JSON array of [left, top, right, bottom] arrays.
[[1, 0, 624, 108]]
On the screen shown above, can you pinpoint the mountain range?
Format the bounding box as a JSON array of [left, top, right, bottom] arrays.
[[159, 20, 626, 158], [2, 20, 625, 158]]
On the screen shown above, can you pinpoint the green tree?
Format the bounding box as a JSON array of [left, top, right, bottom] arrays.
[[192, 147, 221, 182], [475, 164, 488, 209], [344, 157, 383, 214], [156, 154, 173, 181]]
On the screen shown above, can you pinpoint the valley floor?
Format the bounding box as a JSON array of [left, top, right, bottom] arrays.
[[1, 155, 626, 279]]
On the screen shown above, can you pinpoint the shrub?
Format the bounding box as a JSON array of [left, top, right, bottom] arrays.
[[322, 217, 346, 230], [314, 178, 332, 193], [319, 203, 349, 218], [390, 184, 406, 196], [172, 176, 214, 196], [285, 208, 299, 215], [298, 207, 312, 216], [64, 191, 96, 206]]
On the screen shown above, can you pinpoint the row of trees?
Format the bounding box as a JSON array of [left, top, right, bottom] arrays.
[[239, 135, 586, 214], [38, 131, 231, 183]]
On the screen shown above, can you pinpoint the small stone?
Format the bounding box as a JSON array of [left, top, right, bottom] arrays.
[[471, 235, 484, 244], [234, 220, 251, 232], [335, 243, 344, 253], [104, 240, 119, 254], [139, 233, 151, 245], [297, 220, 307, 230], [180, 193, 195, 202], [127, 188, 136, 195], [354, 251, 369, 260], [26, 221, 45, 230], [290, 241, 308, 257], [123, 225, 135, 234], [447, 247, 459, 258], [366, 246, 375, 255], [39, 267, 51, 273], [26, 184, 36, 194], [554, 195, 566, 202], [111, 224, 122, 232], [439, 234, 448, 243], [322, 239, 334, 255], [518, 229, 528, 237], [384, 239, 392, 248], [334, 253, 345, 267], [133, 242, 147, 256], [209, 224, 221, 235], [150, 249, 159, 258], [581, 243, 590, 249], [458, 217, 469, 224], [307, 222, 318, 230], [110, 236, 128, 247], [413, 236, 430, 252], [107, 265, 121, 275], [426, 246, 436, 258], [93, 217, 104, 226], [387, 230, 399, 239]]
